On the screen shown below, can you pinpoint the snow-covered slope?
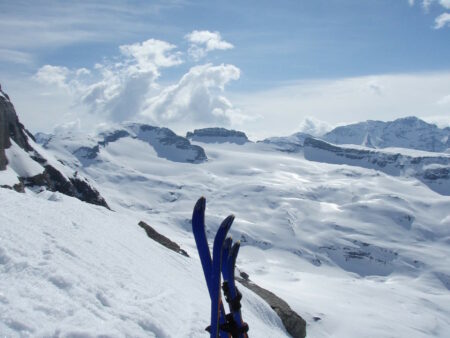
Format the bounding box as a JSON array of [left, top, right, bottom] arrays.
[[0, 188, 288, 337], [28, 131, 450, 338], [304, 137, 450, 196], [323, 116, 450, 152]]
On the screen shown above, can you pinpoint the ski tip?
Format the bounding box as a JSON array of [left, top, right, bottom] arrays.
[[194, 196, 206, 211], [221, 214, 235, 230], [231, 240, 241, 255]]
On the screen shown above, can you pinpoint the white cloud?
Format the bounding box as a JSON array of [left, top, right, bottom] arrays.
[[231, 72, 450, 139], [185, 30, 233, 60], [34, 38, 184, 123], [434, 12, 450, 28], [30, 37, 243, 133], [439, 0, 450, 9], [408, 0, 415, 6], [119, 39, 182, 75], [298, 117, 332, 136], [142, 63, 241, 128], [35, 65, 70, 88]]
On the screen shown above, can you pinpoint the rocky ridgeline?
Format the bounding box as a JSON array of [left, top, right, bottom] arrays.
[[323, 116, 450, 153], [0, 88, 109, 208], [186, 127, 250, 145], [304, 137, 450, 195], [43, 124, 208, 165]]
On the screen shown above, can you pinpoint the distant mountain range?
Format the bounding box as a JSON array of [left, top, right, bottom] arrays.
[[262, 116, 449, 154]]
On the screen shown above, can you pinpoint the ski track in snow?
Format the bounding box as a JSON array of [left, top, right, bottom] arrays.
[[1, 136, 450, 337]]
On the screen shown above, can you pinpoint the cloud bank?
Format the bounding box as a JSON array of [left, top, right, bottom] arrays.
[[33, 35, 241, 132]]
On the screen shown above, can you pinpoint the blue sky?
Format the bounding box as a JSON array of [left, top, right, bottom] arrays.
[[1, 0, 449, 138]]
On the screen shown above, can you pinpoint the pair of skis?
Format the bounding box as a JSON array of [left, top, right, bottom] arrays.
[[192, 197, 249, 338]]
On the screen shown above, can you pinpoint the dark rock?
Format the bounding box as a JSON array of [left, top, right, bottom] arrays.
[[239, 271, 250, 281], [138, 221, 189, 257], [186, 127, 249, 145], [0, 95, 32, 152], [236, 277, 306, 338], [0, 88, 110, 208], [43, 164, 110, 209], [98, 130, 130, 146]]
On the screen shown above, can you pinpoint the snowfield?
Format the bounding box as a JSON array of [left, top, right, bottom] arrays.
[[0, 188, 287, 337], [1, 131, 450, 337]]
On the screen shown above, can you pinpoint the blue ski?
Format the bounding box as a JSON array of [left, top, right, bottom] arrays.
[[222, 238, 249, 338], [210, 215, 234, 338], [192, 197, 230, 338]]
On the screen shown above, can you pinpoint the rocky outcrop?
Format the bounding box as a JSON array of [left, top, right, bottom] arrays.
[[138, 221, 189, 257], [71, 124, 207, 165], [186, 127, 250, 145], [0, 99, 9, 170], [237, 276, 306, 338], [0, 87, 109, 208]]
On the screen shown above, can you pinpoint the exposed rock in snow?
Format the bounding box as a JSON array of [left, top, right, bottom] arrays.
[[138, 220, 189, 257], [47, 124, 208, 165], [186, 127, 250, 145], [131, 124, 207, 163], [304, 137, 450, 195], [237, 277, 306, 338], [323, 116, 450, 152], [0, 90, 109, 208]]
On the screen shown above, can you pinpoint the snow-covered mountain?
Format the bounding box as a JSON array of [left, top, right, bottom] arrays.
[[323, 116, 450, 152], [186, 127, 250, 145], [38, 123, 207, 166], [0, 90, 108, 208], [2, 89, 450, 337]]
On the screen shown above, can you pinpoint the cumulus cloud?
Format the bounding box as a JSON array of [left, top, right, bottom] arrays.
[[298, 117, 332, 136], [119, 39, 182, 75], [185, 30, 233, 60], [434, 12, 450, 28], [32, 35, 243, 132], [35, 38, 183, 122], [35, 65, 71, 88], [142, 63, 241, 127]]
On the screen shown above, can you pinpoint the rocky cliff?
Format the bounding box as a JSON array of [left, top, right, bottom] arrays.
[[0, 88, 109, 208], [186, 127, 250, 145]]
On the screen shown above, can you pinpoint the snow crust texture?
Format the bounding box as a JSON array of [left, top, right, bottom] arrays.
[[19, 132, 450, 338], [304, 137, 450, 195]]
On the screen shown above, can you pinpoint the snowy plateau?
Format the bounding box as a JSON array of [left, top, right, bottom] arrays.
[[1, 91, 450, 338]]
